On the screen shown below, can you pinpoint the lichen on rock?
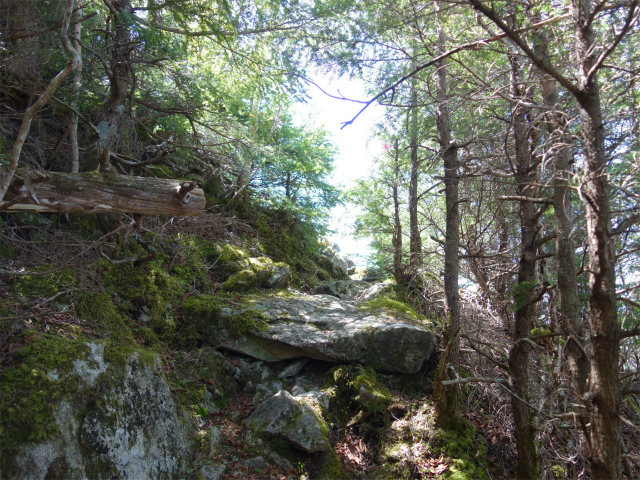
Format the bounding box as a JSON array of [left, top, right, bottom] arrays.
[[1, 337, 195, 479]]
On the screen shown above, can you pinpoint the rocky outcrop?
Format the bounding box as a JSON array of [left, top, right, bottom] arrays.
[[311, 279, 370, 300], [189, 293, 435, 374], [4, 339, 194, 480], [317, 246, 356, 278]]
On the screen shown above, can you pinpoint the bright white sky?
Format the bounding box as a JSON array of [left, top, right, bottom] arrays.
[[293, 76, 385, 266]]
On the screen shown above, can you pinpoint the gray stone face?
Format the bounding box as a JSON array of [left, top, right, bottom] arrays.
[[277, 358, 308, 378], [266, 265, 291, 289], [198, 464, 226, 480], [311, 280, 370, 300], [209, 426, 223, 456], [246, 390, 329, 453], [242, 456, 268, 470], [14, 341, 194, 480], [198, 293, 435, 374]]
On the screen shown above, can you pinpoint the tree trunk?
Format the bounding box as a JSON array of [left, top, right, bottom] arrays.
[[434, 2, 461, 429], [408, 71, 422, 271], [0, 0, 80, 203], [69, 0, 83, 173], [97, 0, 133, 171], [532, 21, 588, 399], [392, 139, 403, 284], [0, 168, 205, 216], [574, 2, 621, 476], [508, 50, 540, 480]]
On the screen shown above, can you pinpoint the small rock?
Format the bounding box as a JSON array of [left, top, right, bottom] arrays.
[[209, 426, 222, 457], [295, 390, 331, 411], [246, 390, 329, 453], [136, 305, 152, 323], [294, 377, 315, 391], [252, 380, 283, 404], [198, 464, 226, 480], [265, 451, 293, 470], [266, 265, 291, 289], [242, 456, 268, 470], [203, 390, 219, 415], [261, 366, 273, 381], [277, 358, 308, 379]]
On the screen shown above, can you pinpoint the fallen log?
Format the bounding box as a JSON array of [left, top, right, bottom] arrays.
[[0, 168, 205, 216]]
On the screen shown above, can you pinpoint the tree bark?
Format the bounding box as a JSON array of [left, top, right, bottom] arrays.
[[391, 139, 403, 284], [574, 2, 621, 477], [69, 0, 83, 173], [0, 169, 205, 216], [532, 20, 588, 399], [508, 49, 540, 480], [408, 68, 422, 271], [434, 2, 461, 429], [97, 0, 134, 171]]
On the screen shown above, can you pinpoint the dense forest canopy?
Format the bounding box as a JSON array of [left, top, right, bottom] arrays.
[[1, 0, 640, 478]]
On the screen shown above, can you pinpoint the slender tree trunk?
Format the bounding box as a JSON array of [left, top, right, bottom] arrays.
[[391, 139, 403, 284], [0, 0, 79, 202], [434, 3, 461, 428], [495, 205, 511, 326], [97, 0, 133, 171], [408, 70, 422, 271], [574, 2, 621, 477], [532, 23, 588, 399], [69, 0, 83, 173], [508, 50, 540, 480]]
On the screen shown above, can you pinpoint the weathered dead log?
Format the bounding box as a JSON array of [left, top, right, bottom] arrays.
[[0, 168, 205, 216]]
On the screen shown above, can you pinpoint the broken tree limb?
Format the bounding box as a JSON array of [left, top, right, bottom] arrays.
[[0, 168, 205, 216]]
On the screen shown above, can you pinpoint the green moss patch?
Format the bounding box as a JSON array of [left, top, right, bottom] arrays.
[[0, 336, 89, 453], [432, 421, 490, 479], [74, 290, 136, 346], [357, 298, 422, 322], [11, 267, 75, 303], [330, 364, 392, 426], [181, 294, 270, 339]]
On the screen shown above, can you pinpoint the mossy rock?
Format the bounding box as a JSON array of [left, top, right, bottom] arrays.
[[181, 294, 270, 340], [220, 257, 290, 292], [74, 291, 136, 346], [0, 336, 195, 479], [433, 421, 490, 480], [0, 335, 89, 457], [330, 364, 392, 426], [357, 298, 422, 321]]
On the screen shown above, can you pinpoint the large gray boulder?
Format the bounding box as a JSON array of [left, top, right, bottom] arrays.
[[246, 390, 329, 453], [193, 293, 435, 374], [6, 340, 194, 480]]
